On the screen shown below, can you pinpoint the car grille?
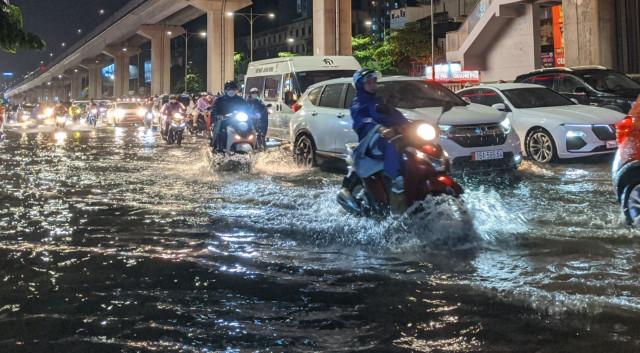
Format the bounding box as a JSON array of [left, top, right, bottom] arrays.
[[445, 123, 507, 148], [592, 124, 616, 141]]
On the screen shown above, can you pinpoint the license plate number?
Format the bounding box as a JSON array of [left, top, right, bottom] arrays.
[[606, 140, 617, 149], [472, 150, 504, 161]]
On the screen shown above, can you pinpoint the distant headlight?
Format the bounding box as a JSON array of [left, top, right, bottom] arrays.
[[500, 117, 511, 133], [44, 108, 53, 117], [173, 113, 183, 119], [115, 109, 125, 118], [137, 108, 146, 116], [417, 123, 437, 141], [236, 112, 249, 122]]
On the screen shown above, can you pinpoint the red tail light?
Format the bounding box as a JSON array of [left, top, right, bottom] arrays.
[[617, 115, 634, 143], [292, 102, 302, 113], [421, 144, 441, 158]]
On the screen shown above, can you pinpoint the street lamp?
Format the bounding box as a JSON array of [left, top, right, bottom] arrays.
[[227, 9, 275, 61], [177, 29, 207, 93]]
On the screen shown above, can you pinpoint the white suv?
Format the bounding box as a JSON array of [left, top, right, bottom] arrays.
[[289, 76, 522, 170]]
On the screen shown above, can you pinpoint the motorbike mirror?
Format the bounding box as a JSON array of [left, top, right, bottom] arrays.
[[436, 101, 454, 125]]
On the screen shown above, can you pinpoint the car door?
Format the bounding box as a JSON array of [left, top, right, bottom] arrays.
[[305, 83, 345, 153], [334, 84, 358, 154], [261, 75, 282, 139]]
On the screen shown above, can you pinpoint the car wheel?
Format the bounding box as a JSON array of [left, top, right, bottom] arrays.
[[293, 135, 317, 167], [622, 183, 640, 226], [526, 128, 557, 163]]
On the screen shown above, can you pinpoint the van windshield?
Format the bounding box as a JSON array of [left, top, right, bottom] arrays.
[[377, 80, 467, 109], [296, 70, 357, 93]]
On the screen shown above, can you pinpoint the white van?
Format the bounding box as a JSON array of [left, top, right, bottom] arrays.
[[243, 56, 361, 141]]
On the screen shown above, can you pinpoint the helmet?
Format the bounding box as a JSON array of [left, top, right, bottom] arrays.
[[224, 80, 238, 91], [352, 68, 381, 91], [249, 87, 259, 93], [169, 94, 178, 100]]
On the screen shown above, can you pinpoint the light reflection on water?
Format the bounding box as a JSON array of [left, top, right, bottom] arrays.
[[0, 126, 639, 352]]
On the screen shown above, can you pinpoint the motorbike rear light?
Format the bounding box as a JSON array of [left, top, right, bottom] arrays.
[[421, 144, 441, 158], [617, 115, 634, 144], [292, 102, 302, 113]]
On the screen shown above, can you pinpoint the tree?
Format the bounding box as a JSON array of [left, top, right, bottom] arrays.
[[277, 52, 296, 57], [0, 2, 45, 53], [351, 35, 396, 74], [234, 52, 249, 83], [173, 66, 205, 93]]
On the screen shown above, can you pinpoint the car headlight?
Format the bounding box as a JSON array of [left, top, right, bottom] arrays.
[[417, 123, 437, 141], [500, 117, 511, 133], [115, 109, 125, 118], [21, 114, 30, 121], [566, 130, 587, 138], [137, 108, 146, 116], [236, 112, 248, 122], [44, 108, 53, 117]]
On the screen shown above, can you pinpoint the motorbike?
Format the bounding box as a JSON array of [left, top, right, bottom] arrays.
[[88, 108, 98, 126], [55, 112, 68, 128], [166, 112, 187, 145], [337, 120, 463, 217], [214, 110, 256, 154], [144, 110, 154, 129], [187, 112, 208, 136]]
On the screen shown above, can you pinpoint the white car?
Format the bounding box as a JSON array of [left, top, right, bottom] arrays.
[[289, 76, 522, 170], [106, 101, 145, 125], [457, 83, 627, 163]]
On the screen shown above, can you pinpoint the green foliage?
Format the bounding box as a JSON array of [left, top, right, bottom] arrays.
[[0, 3, 45, 53], [277, 52, 297, 57], [173, 66, 205, 93], [352, 22, 440, 75], [234, 52, 250, 81]]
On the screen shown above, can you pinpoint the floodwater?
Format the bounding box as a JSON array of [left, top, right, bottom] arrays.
[[0, 122, 639, 352]]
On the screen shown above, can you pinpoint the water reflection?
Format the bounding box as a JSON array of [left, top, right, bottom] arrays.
[[54, 131, 67, 145]]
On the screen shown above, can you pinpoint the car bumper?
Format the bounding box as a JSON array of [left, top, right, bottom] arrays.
[[442, 129, 522, 170]]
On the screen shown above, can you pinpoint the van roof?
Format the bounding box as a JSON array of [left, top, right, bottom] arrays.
[[246, 56, 361, 75]]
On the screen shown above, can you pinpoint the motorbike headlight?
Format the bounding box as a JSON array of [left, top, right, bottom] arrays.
[[137, 108, 146, 116], [235, 112, 249, 122], [21, 114, 29, 121], [44, 108, 53, 117], [91, 109, 97, 114], [500, 117, 511, 133], [416, 123, 437, 141], [173, 113, 183, 119]]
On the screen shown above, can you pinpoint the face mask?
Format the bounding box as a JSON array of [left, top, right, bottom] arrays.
[[251, 94, 258, 99], [226, 90, 235, 97]]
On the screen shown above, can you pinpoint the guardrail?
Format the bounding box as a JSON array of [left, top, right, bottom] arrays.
[[5, 0, 151, 94]]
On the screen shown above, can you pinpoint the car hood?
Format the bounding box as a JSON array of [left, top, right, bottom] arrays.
[[518, 105, 626, 125], [398, 103, 505, 125]]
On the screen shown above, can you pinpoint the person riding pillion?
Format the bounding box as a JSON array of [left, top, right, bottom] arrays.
[[161, 95, 186, 138], [349, 68, 409, 209], [245, 87, 268, 149], [210, 81, 247, 151]]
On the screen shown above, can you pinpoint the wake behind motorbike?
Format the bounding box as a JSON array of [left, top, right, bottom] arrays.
[[165, 112, 186, 145], [215, 110, 257, 154], [337, 120, 463, 217]]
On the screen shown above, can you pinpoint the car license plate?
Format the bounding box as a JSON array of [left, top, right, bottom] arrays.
[[472, 150, 504, 161], [606, 140, 617, 149]]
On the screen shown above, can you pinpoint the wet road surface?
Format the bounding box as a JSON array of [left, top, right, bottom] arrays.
[[0, 122, 639, 352]]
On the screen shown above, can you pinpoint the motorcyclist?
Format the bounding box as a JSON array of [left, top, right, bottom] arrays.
[[245, 87, 268, 149], [196, 92, 215, 130], [69, 102, 82, 122], [349, 68, 409, 211], [53, 101, 68, 116], [161, 94, 186, 139], [210, 81, 247, 151]]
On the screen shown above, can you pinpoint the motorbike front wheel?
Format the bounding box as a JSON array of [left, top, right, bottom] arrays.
[[176, 130, 183, 145]]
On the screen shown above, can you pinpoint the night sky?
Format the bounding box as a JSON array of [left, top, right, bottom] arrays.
[[0, 0, 298, 88]]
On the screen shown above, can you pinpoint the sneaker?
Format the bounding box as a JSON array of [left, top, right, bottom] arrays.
[[391, 176, 404, 193]]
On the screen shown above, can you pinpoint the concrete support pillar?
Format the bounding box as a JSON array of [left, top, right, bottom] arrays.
[[81, 60, 109, 99], [104, 46, 142, 97], [192, 0, 250, 93], [139, 25, 184, 95], [35, 87, 44, 102], [69, 71, 86, 101], [313, 0, 352, 55], [562, 0, 616, 68]]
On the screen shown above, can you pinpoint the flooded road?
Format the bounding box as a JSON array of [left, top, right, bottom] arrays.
[[0, 122, 639, 352]]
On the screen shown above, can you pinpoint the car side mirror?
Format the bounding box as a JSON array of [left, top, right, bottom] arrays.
[[491, 103, 507, 112], [574, 87, 589, 96], [570, 98, 579, 104]]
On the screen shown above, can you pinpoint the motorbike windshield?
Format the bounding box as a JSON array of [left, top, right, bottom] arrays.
[[502, 87, 575, 108], [377, 80, 467, 109], [296, 70, 357, 93], [577, 70, 640, 93]]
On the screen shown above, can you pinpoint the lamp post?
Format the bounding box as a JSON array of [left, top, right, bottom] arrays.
[[227, 9, 275, 61], [177, 29, 206, 93]]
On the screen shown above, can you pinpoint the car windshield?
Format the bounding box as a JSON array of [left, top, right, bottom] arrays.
[[377, 80, 466, 109], [117, 103, 139, 109], [502, 87, 575, 108], [21, 104, 37, 110], [577, 70, 640, 92], [296, 70, 356, 93]]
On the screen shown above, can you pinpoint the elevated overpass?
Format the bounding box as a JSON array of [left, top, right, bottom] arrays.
[[5, 0, 352, 102]]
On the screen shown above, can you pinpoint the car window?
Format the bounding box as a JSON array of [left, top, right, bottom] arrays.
[[578, 70, 640, 92], [555, 74, 587, 93], [343, 84, 356, 109], [295, 70, 356, 93], [282, 73, 301, 107], [502, 87, 575, 108], [377, 80, 466, 109], [245, 76, 263, 97], [318, 84, 345, 109], [458, 88, 503, 105], [306, 86, 323, 106], [263, 75, 281, 102], [522, 75, 555, 89], [457, 89, 483, 104]]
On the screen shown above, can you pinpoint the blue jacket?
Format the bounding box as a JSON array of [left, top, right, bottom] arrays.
[[350, 91, 408, 140]]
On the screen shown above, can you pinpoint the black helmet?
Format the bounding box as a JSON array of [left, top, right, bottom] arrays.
[[169, 94, 178, 100], [224, 81, 238, 91]]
